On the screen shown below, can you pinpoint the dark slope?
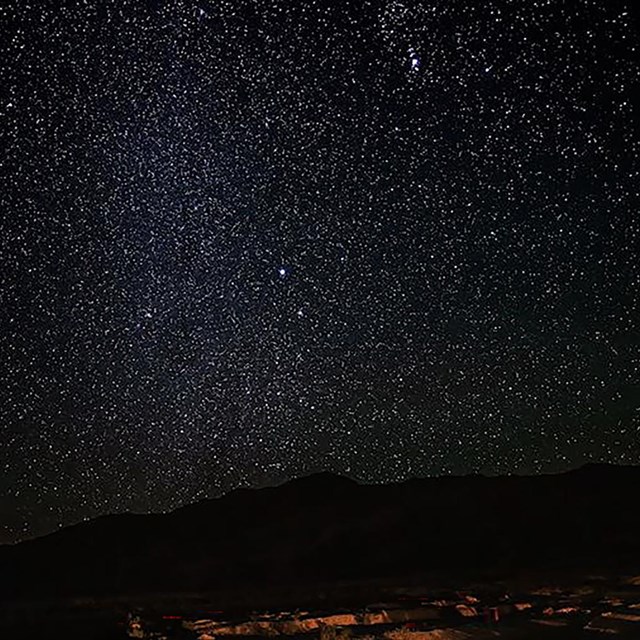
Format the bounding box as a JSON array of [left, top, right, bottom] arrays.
[[2, 465, 639, 600]]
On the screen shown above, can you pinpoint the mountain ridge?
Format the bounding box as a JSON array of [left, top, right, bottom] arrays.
[[2, 463, 639, 600], [4, 463, 637, 550]]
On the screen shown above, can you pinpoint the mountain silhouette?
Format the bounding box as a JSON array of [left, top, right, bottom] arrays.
[[2, 464, 639, 600]]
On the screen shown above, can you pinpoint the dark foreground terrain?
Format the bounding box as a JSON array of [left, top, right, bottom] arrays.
[[2, 574, 640, 638], [1, 464, 639, 637]]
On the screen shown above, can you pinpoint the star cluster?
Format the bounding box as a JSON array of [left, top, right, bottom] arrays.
[[1, 0, 638, 543]]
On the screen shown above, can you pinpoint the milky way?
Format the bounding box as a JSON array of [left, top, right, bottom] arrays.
[[1, 0, 638, 543]]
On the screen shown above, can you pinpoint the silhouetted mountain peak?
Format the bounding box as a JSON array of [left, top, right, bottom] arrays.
[[3, 464, 639, 600], [283, 471, 359, 491]]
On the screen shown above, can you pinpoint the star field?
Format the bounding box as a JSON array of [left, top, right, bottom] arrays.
[[1, 0, 639, 543]]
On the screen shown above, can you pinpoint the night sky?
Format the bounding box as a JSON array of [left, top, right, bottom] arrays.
[[1, 0, 638, 544]]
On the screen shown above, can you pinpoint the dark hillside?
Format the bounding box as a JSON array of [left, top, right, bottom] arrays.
[[2, 464, 639, 600]]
